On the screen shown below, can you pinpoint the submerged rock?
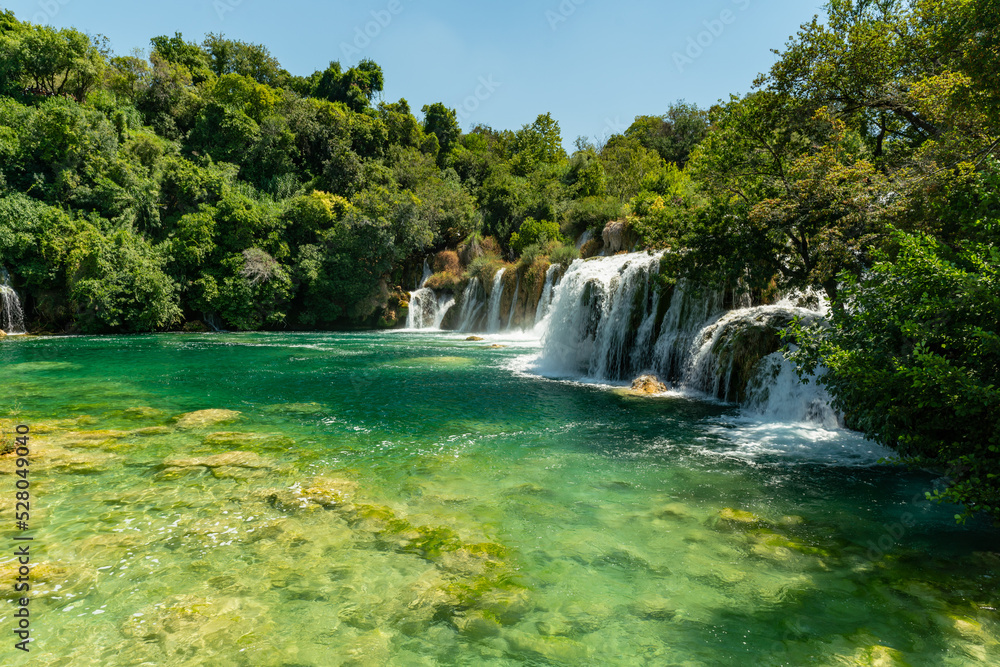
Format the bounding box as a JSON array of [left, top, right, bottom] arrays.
[[630, 375, 668, 394], [712, 507, 768, 530], [627, 597, 678, 621], [174, 409, 241, 430], [466, 336, 484, 341], [298, 476, 358, 509], [122, 406, 166, 420], [163, 451, 273, 472], [202, 431, 295, 450], [506, 630, 592, 663]]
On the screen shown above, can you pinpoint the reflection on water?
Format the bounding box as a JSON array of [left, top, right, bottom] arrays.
[[0, 331, 996, 666]]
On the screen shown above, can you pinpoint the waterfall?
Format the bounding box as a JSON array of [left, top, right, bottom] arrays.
[[742, 349, 841, 428], [417, 260, 432, 289], [485, 269, 506, 333], [0, 268, 26, 335], [505, 274, 520, 330], [535, 251, 835, 425], [533, 264, 562, 328], [407, 289, 456, 330], [538, 252, 663, 379], [456, 278, 485, 333]]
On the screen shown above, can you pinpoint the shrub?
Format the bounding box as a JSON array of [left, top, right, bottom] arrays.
[[791, 231, 1000, 523], [432, 249, 461, 274], [548, 243, 580, 267]]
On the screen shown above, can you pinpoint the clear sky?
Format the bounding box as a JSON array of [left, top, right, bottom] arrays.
[[4, 0, 827, 147]]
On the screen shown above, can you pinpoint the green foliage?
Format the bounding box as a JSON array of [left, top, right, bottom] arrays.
[[69, 227, 181, 333], [312, 59, 384, 112], [548, 243, 579, 267], [509, 217, 561, 255], [422, 102, 460, 163], [625, 101, 709, 167], [790, 231, 1000, 522]]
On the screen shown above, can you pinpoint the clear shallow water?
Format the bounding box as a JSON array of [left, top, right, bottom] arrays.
[[0, 331, 997, 666]]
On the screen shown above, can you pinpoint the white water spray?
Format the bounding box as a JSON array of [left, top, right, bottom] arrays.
[[0, 267, 26, 335]]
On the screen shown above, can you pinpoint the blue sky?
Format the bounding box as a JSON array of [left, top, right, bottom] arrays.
[[6, 0, 827, 147]]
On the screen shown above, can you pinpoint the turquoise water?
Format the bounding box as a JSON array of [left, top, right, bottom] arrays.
[[0, 331, 997, 666]]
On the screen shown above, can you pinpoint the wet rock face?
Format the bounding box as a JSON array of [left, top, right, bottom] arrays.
[[630, 375, 667, 394]]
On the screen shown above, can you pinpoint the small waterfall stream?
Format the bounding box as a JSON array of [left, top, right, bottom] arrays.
[[533, 265, 562, 328], [406, 259, 455, 330], [1, 267, 26, 334], [485, 268, 507, 333]]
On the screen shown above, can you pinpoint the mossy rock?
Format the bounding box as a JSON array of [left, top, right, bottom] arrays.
[[712, 507, 769, 530], [122, 406, 167, 420], [505, 630, 592, 663], [627, 597, 677, 621], [453, 610, 502, 638], [133, 426, 171, 437], [202, 431, 295, 450], [163, 450, 273, 470], [174, 409, 241, 430]]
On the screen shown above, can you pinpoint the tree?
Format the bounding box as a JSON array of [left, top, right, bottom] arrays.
[[149, 32, 212, 83], [625, 101, 709, 167], [422, 102, 460, 163], [312, 59, 384, 112], [5, 24, 107, 101], [202, 33, 283, 86], [791, 230, 1000, 522]]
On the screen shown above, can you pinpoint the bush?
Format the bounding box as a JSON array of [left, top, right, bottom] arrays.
[[431, 249, 461, 274], [509, 217, 561, 255], [791, 231, 1000, 523], [548, 243, 580, 267]]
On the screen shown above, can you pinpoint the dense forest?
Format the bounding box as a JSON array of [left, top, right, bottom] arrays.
[[0, 0, 998, 520]]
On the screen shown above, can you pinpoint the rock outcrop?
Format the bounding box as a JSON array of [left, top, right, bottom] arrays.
[[630, 375, 667, 394]]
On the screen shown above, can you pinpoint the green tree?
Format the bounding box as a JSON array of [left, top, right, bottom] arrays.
[[625, 102, 709, 167], [422, 102, 460, 163], [791, 230, 1000, 522]]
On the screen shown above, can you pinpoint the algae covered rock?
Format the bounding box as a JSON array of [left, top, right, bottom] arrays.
[[631, 374, 668, 394], [711, 507, 769, 531], [627, 596, 677, 621], [298, 476, 358, 509], [202, 431, 295, 450], [162, 451, 274, 478], [466, 336, 484, 341], [122, 406, 166, 420], [174, 409, 241, 430]]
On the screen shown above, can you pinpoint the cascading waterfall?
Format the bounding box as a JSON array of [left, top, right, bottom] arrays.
[[485, 268, 507, 333], [538, 252, 664, 379], [533, 265, 562, 328], [406, 259, 455, 330], [406, 290, 455, 330], [535, 251, 834, 424], [505, 274, 520, 330], [416, 260, 433, 290], [456, 278, 485, 332], [742, 348, 841, 428], [0, 267, 26, 335]]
